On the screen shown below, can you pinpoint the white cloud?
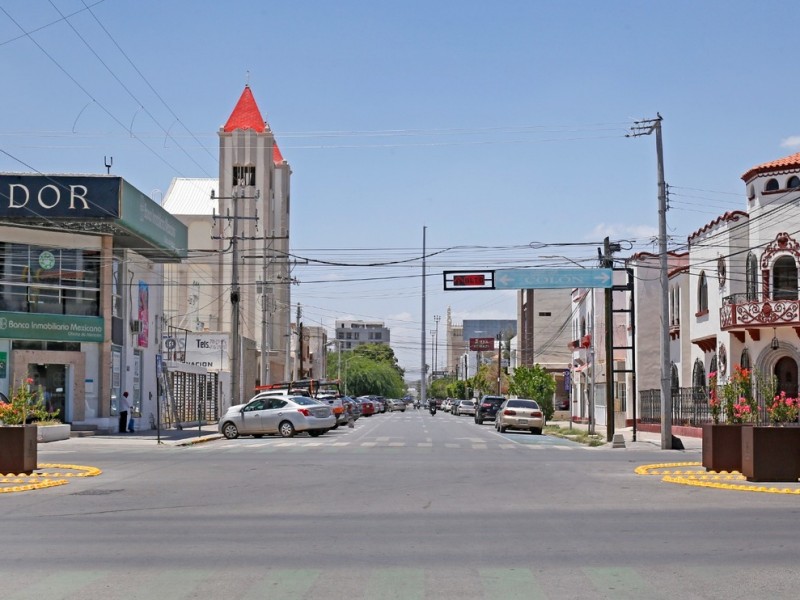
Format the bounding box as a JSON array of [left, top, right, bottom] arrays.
[[781, 136, 800, 149]]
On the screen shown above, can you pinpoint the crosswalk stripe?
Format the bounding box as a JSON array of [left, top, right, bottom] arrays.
[[479, 567, 545, 599], [584, 567, 651, 598], [3, 571, 106, 600], [242, 569, 319, 600], [365, 568, 425, 600]]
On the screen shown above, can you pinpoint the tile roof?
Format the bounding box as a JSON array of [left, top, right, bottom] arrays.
[[273, 143, 284, 164], [223, 85, 266, 133], [687, 210, 748, 242], [741, 151, 800, 182]]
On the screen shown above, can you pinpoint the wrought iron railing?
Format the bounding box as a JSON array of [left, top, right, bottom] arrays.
[[639, 385, 774, 426], [720, 292, 800, 329], [639, 387, 712, 426]]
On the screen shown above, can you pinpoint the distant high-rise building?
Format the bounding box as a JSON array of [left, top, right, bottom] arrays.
[[334, 320, 390, 350]]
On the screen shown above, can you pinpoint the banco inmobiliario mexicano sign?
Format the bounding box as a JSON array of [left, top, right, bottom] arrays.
[[0, 312, 105, 343]]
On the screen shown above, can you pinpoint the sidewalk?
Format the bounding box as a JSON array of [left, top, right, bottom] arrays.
[[550, 419, 703, 452], [76, 423, 223, 446]]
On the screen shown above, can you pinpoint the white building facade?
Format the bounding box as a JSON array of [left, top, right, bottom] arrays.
[[0, 174, 187, 432]]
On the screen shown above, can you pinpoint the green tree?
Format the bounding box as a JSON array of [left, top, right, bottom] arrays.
[[446, 379, 467, 399], [472, 363, 509, 397], [429, 377, 453, 399], [509, 364, 557, 420], [353, 344, 404, 378], [335, 353, 405, 398]]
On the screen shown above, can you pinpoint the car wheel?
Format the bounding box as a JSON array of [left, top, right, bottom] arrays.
[[475, 417, 483, 425], [222, 422, 239, 439], [308, 430, 323, 437], [499, 423, 507, 433], [532, 428, 542, 435], [278, 420, 295, 438], [331, 423, 339, 430]]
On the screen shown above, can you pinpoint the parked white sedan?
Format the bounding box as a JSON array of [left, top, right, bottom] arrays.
[[219, 395, 335, 439], [494, 398, 545, 435]]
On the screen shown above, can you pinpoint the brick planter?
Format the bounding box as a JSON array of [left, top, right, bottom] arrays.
[[702, 423, 743, 473], [741, 426, 800, 482], [0, 425, 38, 475]]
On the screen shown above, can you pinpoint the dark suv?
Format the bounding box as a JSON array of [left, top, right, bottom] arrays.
[[474, 395, 506, 424]]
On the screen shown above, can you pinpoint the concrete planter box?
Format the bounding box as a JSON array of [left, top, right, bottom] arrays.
[[0, 425, 38, 475], [37, 424, 71, 443]]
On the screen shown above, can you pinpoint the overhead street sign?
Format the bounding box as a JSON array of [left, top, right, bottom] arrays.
[[470, 337, 495, 351], [443, 270, 495, 290], [494, 268, 613, 289]]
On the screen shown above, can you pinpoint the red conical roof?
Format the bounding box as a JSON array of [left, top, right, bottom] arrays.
[[273, 143, 284, 163], [223, 85, 266, 133], [741, 151, 800, 182]]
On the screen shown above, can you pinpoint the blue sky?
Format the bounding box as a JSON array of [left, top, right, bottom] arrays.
[[2, 1, 800, 374]]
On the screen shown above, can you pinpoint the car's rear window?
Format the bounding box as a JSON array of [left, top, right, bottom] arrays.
[[292, 397, 321, 406], [507, 399, 539, 409]]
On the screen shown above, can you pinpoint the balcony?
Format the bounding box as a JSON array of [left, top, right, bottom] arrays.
[[720, 292, 800, 339]]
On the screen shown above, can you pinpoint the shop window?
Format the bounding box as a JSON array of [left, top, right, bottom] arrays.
[[0, 243, 101, 316]]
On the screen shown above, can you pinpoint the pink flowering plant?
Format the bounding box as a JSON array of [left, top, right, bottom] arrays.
[[766, 392, 799, 425], [0, 378, 58, 425], [708, 371, 721, 424], [721, 365, 757, 424]]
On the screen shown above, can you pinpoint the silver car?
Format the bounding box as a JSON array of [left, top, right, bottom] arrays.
[[457, 399, 477, 416], [219, 395, 335, 439]]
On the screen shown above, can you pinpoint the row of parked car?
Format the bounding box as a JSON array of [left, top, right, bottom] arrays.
[[218, 391, 410, 439], [438, 395, 545, 435]]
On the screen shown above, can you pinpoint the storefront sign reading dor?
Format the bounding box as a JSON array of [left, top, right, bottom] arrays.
[[0, 175, 121, 219]]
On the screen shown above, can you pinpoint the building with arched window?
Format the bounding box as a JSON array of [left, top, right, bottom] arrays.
[[630, 150, 800, 434]]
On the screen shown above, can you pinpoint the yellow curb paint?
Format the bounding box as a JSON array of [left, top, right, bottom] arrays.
[[636, 462, 800, 495], [0, 463, 101, 494]]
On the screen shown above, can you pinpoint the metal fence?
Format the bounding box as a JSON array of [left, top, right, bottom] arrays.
[[167, 370, 220, 425], [639, 385, 774, 426], [639, 387, 712, 426]]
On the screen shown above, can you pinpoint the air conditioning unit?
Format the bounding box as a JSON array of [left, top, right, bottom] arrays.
[[130, 320, 143, 333]]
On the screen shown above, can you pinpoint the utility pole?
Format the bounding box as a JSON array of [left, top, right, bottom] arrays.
[[296, 304, 303, 380], [433, 314, 440, 377], [420, 227, 427, 406], [601, 237, 620, 442], [463, 354, 469, 401], [211, 186, 260, 407], [496, 331, 503, 395], [628, 114, 671, 450]]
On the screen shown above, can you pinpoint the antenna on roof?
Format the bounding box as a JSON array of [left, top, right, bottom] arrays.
[[104, 156, 113, 174], [245, 70, 250, 87]]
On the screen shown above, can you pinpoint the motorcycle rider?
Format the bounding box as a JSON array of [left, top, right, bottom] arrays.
[[429, 398, 437, 415]]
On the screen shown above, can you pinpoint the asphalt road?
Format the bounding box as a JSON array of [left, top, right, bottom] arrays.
[[2, 409, 799, 599]]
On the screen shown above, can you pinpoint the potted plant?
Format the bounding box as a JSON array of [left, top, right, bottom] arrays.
[[0, 378, 59, 474], [741, 391, 800, 482], [702, 369, 746, 473]]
